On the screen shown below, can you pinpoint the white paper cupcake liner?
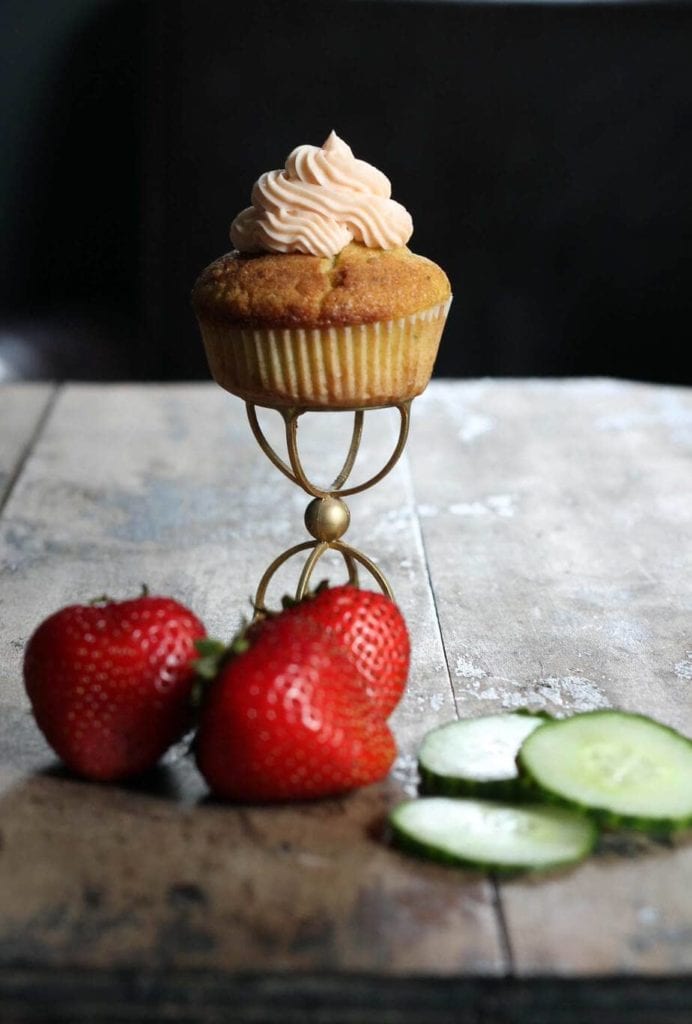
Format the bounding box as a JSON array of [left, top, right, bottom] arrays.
[[200, 297, 452, 409]]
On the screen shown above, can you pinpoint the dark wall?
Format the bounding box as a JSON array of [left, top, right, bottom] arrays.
[[2, 0, 692, 384], [0, 0, 145, 378]]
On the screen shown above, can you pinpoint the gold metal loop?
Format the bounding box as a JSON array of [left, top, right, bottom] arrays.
[[252, 538, 388, 614], [294, 541, 330, 600], [245, 404, 299, 487], [253, 540, 317, 614], [246, 404, 366, 497], [331, 541, 394, 600], [294, 543, 363, 600], [331, 411, 364, 490], [342, 550, 360, 588], [284, 401, 411, 500]]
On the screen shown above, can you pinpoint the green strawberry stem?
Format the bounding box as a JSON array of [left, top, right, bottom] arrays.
[[190, 630, 253, 710], [252, 580, 334, 621], [194, 638, 235, 680], [88, 583, 150, 607], [280, 578, 331, 612]]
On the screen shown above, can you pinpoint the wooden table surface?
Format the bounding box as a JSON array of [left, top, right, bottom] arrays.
[[1, 378, 691, 1023]]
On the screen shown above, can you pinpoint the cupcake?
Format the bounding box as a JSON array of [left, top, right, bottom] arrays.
[[192, 132, 451, 410]]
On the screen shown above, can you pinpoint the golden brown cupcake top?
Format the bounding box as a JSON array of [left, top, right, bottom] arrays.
[[192, 242, 451, 328]]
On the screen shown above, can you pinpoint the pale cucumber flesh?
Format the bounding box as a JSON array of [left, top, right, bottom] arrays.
[[518, 711, 692, 830], [390, 797, 597, 873], [418, 712, 546, 796]]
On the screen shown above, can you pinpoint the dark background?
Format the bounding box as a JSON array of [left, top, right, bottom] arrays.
[[1, 0, 691, 384]]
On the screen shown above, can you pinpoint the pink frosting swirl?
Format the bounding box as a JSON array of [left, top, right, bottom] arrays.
[[230, 131, 413, 257]]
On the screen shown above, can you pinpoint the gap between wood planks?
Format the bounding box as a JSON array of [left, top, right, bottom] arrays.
[[0, 384, 61, 518], [398, 434, 517, 976]]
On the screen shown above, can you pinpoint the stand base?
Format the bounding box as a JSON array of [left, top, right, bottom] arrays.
[[253, 539, 393, 614]]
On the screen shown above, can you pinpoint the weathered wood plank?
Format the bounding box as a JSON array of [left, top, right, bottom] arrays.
[[0, 384, 55, 506], [0, 382, 503, 975], [408, 378, 692, 974], [0, 971, 691, 1024]]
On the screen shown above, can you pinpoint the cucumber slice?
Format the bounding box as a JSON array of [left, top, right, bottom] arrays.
[[390, 797, 597, 873], [518, 711, 692, 834], [418, 712, 547, 798]]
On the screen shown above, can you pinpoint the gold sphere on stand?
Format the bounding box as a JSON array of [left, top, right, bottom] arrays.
[[304, 497, 351, 542]]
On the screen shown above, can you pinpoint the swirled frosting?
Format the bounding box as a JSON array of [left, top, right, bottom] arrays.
[[230, 132, 413, 257]]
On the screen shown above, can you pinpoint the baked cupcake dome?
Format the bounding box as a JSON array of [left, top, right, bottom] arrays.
[[192, 242, 451, 410]]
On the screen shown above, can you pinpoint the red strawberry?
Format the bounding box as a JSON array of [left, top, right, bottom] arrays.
[[195, 615, 396, 801], [284, 584, 410, 716], [23, 595, 206, 781]]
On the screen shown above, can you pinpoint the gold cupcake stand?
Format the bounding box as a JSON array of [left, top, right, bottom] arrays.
[[245, 400, 412, 611]]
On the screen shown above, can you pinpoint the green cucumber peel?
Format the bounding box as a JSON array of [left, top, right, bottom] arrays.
[[418, 711, 550, 799], [390, 796, 598, 874], [517, 710, 692, 836]]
